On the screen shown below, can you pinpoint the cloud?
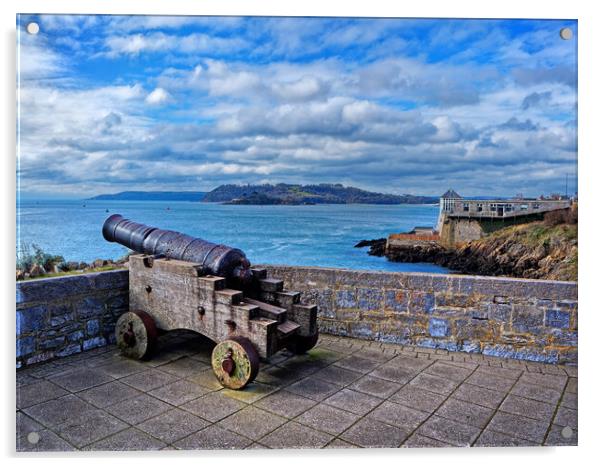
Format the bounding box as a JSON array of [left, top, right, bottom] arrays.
[[146, 87, 170, 105], [16, 16, 577, 197]]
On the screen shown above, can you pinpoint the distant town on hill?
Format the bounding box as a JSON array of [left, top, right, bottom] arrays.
[[203, 184, 438, 205]]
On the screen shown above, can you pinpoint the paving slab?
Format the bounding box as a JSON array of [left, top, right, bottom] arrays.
[[106, 393, 172, 425], [475, 428, 538, 447], [253, 390, 317, 418], [285, 376, 340, 401], [340, 417, 409, 448], [296, 403, 360, 435], [435, 398, 494, 429], [121, 369, 180, 391], [47, 367, 114, 392], [390, 384, 446, 414], [55, 409, 128, 448], [16, 380, 68, 409], [452, 382, 507, 409], [415, 415, 481, 447], [181, 391, 246, 422], [260, 421, 333, 449], [487, 411, 549, 444], [369, 400, 430, 430], [217, 406, 287, 440], [402, 434, 453, 448], [78, 381, 140, 408], [174, 425, 253, 450], [85, 427, 167, 451], [499, 394, 557, 423], [323, 388, 382, 415], [349, 375, 402, 399], [149, 379, 210, 406], [136, 409, 209, 444]]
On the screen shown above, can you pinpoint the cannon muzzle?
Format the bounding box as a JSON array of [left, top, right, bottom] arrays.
[[103, 214, 253, 286]]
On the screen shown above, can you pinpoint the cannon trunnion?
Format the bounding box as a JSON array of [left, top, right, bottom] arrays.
[[105, 216, 319, 389]]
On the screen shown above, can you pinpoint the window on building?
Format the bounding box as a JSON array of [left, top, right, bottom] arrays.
[[463, 203, 469, 212], [520, 204, 528, 211], [533, 203, 540, 210], [490, 204, 497, 212], [477, 203, 483, 212]]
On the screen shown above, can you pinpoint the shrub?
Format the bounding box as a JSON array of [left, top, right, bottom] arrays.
[[543, 208, 577, 227], [16, 243, 65, 272]]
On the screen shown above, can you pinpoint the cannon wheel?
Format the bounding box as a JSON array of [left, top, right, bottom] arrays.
[[115, 310, 158, 360], [286, 332, 319, 355], [211, 336, 260, 390]]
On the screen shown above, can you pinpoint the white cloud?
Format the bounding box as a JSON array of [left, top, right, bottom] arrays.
[[146, 87, 170, 105]]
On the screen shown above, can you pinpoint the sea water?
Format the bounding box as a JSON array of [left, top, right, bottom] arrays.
[[16, 199, 449, 273]]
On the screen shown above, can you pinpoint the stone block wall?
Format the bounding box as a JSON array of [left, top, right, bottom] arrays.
[[263, 266, 578, 364], [16, 270, 128, 368], [15, 267, 578, 367]]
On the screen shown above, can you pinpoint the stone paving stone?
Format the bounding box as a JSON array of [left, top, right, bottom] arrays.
[[369, 364, 416, 384], [78, 382, 139, 410], [16, 372, 37, 387], [475, 428, 538, 447], [510, 381, 562, 405], [296, 403, 360, 435], [149, 379, 210, 406], [98, 359, 147, 379], [136, 408, 209, 444], [106, 393, 172, 424], [499, 394, 557, 422], [254, 365, 303, 387], [487, 411, 549, 443], [349, 375, 402, 399], [55, 409, 128, 448], [23, 394, 96, 429], [304, 347, 347, 365], [286, 376, 340, 401], [121, 369, 180, 391], [253, 390, 317, 418], [218, 406, 287, 440], [519, 372, 567, 392], [260, 421, 333, 449], [334, 354, 382, 373], [323, 388, 382, 415], [562, 366, 578, 378], [566, 377, 577, 394], [312, 365, 363, 387], [390, 384, 446, 413], [221, 382, 278, 404], [85, 427, 167, 451], [156, 357, 210, 378], [475, 365, 523, 381], [16, 411, 44, 440], [186, 368, 225, 391], [340, 417, 409, 448], [174, 425, 253, 450], [324, 438, 360, 449], [389, 355, 433, 371], [16, 380, 68, 409], [181, 391, 245, 422], [560, 392, 578, 409], [452, 382, 506, 409], [553, 406, 577, 428], [402, 434, 452, 448], [545, 424, 578, 446], [424, 362, 473, 382], [369, 400, 430, 430], [409, 372, 459, 396], [245, 442, 270, 449], [353, 348, 395, 364], [415, 415, 481, 447], [16, 429, 76, 452], [47, 367, 114, 392], [435, 398, 494, 429], [465, 371, 515, 393]]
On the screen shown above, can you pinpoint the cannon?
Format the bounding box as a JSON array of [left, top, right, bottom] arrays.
[[103, 214, 319, 389]]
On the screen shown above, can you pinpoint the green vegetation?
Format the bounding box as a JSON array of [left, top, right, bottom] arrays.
[[17, 243, 65, 273], [20, 265, 124, 281], [204, 183, 437, 205]]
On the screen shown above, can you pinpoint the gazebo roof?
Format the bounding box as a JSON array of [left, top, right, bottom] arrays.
[[441, 189, 462, 199]]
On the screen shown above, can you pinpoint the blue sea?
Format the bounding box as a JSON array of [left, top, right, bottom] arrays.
[[16, 200, 449, 273]]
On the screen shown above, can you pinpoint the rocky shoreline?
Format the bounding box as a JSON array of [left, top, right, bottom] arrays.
[[356, 221, 577, 281], [16, 257, 128, 281]]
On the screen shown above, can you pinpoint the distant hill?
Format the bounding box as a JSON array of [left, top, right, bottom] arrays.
[[203, 183, 437, 205], [88, 191, 206, 201]]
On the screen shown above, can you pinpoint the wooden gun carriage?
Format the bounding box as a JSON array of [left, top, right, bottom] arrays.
[[102, 215, 318, 389]]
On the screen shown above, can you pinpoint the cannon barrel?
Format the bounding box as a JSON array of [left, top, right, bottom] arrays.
[[102, 214, 253, 285]]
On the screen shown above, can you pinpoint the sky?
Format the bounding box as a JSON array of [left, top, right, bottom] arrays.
[[17, 15, 577, 198]]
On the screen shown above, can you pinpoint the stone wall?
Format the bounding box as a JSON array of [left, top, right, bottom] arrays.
[[263, 266, 577, 364], [16, 270, 128, 368], [15, 267, 578, 367], [439, 217, 484, 246]]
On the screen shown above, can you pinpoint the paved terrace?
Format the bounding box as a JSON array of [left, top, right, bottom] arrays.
[[16, 333, 577, 451]]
